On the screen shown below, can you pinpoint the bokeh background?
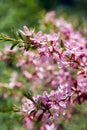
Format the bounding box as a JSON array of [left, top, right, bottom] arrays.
[[0, 0, 87, 130], [1, 0, 87, 34]]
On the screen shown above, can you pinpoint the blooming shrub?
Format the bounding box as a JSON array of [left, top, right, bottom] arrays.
[[0, 11, 87, 130]]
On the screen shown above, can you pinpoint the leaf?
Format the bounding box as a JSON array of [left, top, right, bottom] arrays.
[[71, 69, 78, 79], [18, 43, 23, 48], [10, 42, 18, 50], [17, 31, 24, 40], [23, 90, 35, 103], [13, 105, 20, 112], [60, 40, 66, 52], [11, 28, 19, 40]]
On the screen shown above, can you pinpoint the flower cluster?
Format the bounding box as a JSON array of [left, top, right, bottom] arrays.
[[0, 11, 87, 130], [17, 12, 87, 129]]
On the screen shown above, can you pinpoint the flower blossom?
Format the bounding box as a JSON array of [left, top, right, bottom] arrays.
[[19, 25, 34, 40]]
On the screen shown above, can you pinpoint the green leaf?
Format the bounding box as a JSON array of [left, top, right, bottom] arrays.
[[71, 69, 78, 79], [13, 105, 20, 112], [60, 40, 66, 52], [17, 31, 24, 40], [10, 42, 18, 50], [23, 90, 35, 103], [11, 28, 19, 40]]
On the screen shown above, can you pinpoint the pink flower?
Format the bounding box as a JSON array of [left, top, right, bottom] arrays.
[[44, 11, 56, 23], [31, 31, 46, 44], [21, 97, 36, 114], [23, 71, 32, 80], [23, 117, 35, 130], [19, 25, 34, 39], [45, 124, 57, 130], [46, 32, 60, 43]]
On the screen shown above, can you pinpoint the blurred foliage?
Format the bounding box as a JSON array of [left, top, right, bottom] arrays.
[[38, 0, 87, 29], [64, 102, 87, 130], [1, 0, 87, 35], [38, 0, 87, 13], [0, 0, 45, 34]]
